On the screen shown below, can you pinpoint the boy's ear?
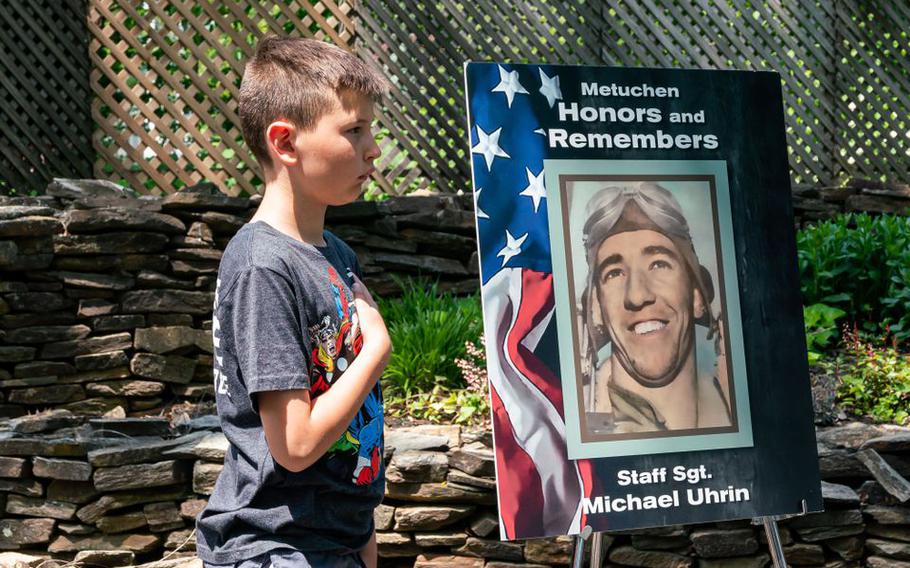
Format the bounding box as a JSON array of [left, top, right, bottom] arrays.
[[266, 121, 299, 167]]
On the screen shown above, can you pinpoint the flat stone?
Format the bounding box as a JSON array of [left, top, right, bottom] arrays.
[[131, 353, 196, 383], [14, 360, 75, 378], [822, 481, 861, 507], [92, 315, 146, 332], [6, 495, 78, 520], [0, 205, 55, 219], [698, 554, 769, 568], [865, 505, 910, 524], [868, 523, 910, 542], [448, 445, 494, 477], [523, 536, 574, 564], [0, 346, 36, 363], [0, 518, 55, 547], [87, 380, 165, 397], [690, 528, 758, 558], [455, 537, 523, 562], [867, 538, 910, 560], [57, 366, 130, 384], [0, 240, 17, 266], [817, 422, 888, 449], [387, 451, 449, 483], [857, 448, 910, 501], [73, 550, 136, 567], [121, 290, 214, 314], [41, 332, 133, 359], [374, 504, 394, 530], [0, 478, 43, 497], [861, 433, 910, 453], [468, 511, 498, 538], [94, 460, 189, 491], [54, 232, 168, 255], [148, 313, 195, 326], [631, 534, 689, 550], [136, 270, 196, 290], [162, 191, 249, 212], [394, 505, 474, 531], [867, 556, 910, 568], [9, 384, 84, 405], [97, 511, 148, 534], [77, 486, 189, 524], [385, 430, 450, 453], [171, 259, 219, 276], [0, 435, 87, 457], [56, 253, 170, 273], [64, 207, 185, 234], [792, 524, 865, 542], [78, 298, 118, 317], [48, 533, 161, 554], [62, 397, 127, 416], [385, 481, 495, 504], [825, 535, 864, 560], [414, 531, 468, 547], [75, 351, 130, 371], [790, 509, 864, 528], [447, 469, 496, 490], [134, 326, 212, 354], [4, 324, 91, 343], [372, 252, 468, 276], [0, 551, 49, 566], [32, 457, 92, 481], [87, 432, 208, 467], [163, 528, 196, 550], [193, 462, 222, 495], [9, 409, 80, 434], [401, 228, 476, 256], [47, 178, 135, 198], [376, 532, 421, 558], [161, 432, 228, 462], [46, 271, 135, 290], [846, 194, 910, 214], [818, 447, 868, 479], [0, 216, 62, 237], [608, 545, 694, 568], [144, 502, 184, 532], [782, 542, 825, 564], [0, 456, 27, 477], [413, 554, 484, 568], [175, 501, 206, 525], [59, 522, 96, 535], [47, 480, 100, 504]]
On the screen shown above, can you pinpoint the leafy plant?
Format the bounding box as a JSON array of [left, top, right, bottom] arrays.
[[797, 213, 910, 342], [378, 278, 483, 395], [386, 386, 489, 425], [834, 327, 910, 425], [804, 303, 846, 365]]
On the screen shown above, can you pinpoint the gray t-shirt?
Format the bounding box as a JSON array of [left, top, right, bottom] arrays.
[[196, 221, 384, 564]]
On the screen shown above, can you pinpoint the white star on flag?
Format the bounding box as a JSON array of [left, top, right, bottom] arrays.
[[474, 187, 489, 219], [538, 68, 562, 108], [492, 65, 529, 108], [519, 167, 546, 213], [471, 125, 510, 171], [497, 229, 528, 267]]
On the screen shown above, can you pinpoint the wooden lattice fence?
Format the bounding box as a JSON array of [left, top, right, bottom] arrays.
[[0, 0, 92, 195], [0, 1, 908, 196]]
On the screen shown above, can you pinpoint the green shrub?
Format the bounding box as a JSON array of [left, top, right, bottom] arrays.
[[386, 386, 489, 425], [378, 278, 483, 395], [804, 303, 846, 365], [797, 213, 910, 342], [834, 329, 910, 425]]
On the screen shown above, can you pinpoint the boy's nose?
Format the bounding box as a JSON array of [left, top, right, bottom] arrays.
[[365, 137, 381, 161]]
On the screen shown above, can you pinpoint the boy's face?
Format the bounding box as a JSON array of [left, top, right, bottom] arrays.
[[289, 89, 380, 206]]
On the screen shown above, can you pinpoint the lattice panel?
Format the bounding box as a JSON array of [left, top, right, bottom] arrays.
[[88, 0, 355, 196], [834, 2, 910, 182], [0, 0, 93, 194], [355, 0, 605, 194]]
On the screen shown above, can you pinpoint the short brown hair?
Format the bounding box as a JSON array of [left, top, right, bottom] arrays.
[[238, 36, 387, 169]]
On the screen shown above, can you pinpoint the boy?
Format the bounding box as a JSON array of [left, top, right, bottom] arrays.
[[195, 36, 390, 568]]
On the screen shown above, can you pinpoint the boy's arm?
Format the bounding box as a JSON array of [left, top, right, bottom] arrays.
[[258, 277, 389, 472]]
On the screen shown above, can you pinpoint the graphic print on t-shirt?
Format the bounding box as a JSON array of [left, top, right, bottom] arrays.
[[309, 266, 382, 486]]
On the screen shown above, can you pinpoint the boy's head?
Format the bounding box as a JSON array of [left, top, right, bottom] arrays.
[[239, 37, 387, 174]]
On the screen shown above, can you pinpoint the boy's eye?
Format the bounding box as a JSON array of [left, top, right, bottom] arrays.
[[347, 127, 362, 134]]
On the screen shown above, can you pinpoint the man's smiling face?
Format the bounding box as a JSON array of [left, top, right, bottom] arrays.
[[595, 229, 704, 386]]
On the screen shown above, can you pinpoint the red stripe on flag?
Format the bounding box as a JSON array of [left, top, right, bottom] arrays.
[[490, 381, 544, 539], [506, 269, 564, 416]]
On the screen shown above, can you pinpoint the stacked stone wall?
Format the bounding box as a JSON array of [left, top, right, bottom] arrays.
[[2, 179, 910, 567]]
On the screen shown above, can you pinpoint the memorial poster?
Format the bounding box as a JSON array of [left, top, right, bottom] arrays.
[[464, 62, 822, 540]]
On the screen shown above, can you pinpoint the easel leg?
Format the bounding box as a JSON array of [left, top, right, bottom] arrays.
[[762, 517, 788, 568], [589, 532, 604, 568], [572, 525, 593, 568]]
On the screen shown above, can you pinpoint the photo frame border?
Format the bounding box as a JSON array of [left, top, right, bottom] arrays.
[[544, 159, 754, 459]]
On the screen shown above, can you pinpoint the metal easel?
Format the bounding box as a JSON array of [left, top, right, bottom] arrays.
[[572, 499, 808, 568]]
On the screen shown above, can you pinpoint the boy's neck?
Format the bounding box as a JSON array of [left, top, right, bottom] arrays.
[[252, 174, 327, 246]]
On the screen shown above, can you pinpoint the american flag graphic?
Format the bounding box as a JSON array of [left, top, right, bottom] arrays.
[[465, 62, 597, 540]]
